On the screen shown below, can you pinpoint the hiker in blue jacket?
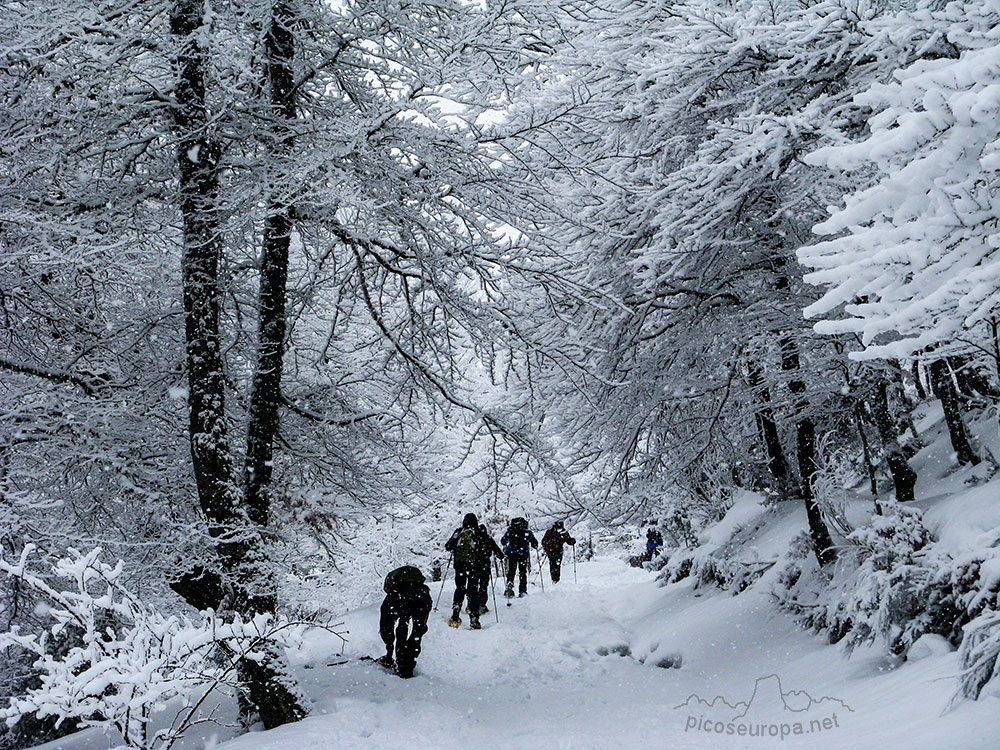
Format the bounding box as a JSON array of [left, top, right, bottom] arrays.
[[501, 516, 538, 598]]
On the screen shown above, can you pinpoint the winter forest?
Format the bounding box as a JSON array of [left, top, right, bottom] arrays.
[[2, 0, 1000, 747]]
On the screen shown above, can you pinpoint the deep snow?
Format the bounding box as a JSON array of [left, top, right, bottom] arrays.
[[30, 399, 1000, 750], [32, 554, 1000, 750]]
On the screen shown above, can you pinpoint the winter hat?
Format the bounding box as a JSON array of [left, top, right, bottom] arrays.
[[463, 512, 479, 528]]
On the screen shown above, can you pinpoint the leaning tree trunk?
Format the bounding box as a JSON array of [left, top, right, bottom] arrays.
[[171, 0, 305, 729], [780, 338, 835, 566], [866, 375, 918, 503], [929, 359, 980, 466], [746, 358, 792, 494]]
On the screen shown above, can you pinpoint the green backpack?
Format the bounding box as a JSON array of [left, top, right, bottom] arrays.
[[454, 527, 479, 563], [384, 565, 425, 593]]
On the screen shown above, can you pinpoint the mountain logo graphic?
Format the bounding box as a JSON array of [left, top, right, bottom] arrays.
[[675, 674, 853, 722]]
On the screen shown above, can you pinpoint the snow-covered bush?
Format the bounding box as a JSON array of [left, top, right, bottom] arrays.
[[662, 505, 699, 550], [0, 546, 318, 750], [810, 440, 862, 538], [955, 609, 1000, 701], [776, 504, 997, 669]]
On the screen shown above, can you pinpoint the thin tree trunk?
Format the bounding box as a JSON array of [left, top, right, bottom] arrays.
[[929, 359, 980, 466], [244, 1, 296, 528], [911, 360, 926, 401], [746, 359, 791, 492], [780, 338, 835, 566], [853, 403, 881, 513], [171, 0, 305, 729], [867, 377, 918, 503]]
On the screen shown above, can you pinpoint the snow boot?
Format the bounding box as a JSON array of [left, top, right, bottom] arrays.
[[375, 654, 395, 670], [448, 607, 462, 628], [470, 614, 482, 630], [518, 591, 527, 598]]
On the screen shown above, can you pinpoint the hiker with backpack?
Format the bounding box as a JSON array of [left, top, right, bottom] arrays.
[[444, 512, 485, 628], [474, 523, 504, 617], [501, 517, 538, 599], [644, 525, 664, 561], [378, 565, 432, 678], [542, 520, 576, 583]]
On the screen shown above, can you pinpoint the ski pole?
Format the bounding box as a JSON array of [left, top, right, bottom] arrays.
[[434, 553, 452, 611], [490, 565, 499, 622], [573, 543, 577, 584], [535, 547, 545, 592]]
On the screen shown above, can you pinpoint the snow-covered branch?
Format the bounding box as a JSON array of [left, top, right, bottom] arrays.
[[0, 546, 323, 750]]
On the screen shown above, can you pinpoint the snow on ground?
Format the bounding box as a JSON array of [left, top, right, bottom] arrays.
[[32, 404, 1000, 750], [153, 557, 996, 750], [32, 554, 1000, 750]]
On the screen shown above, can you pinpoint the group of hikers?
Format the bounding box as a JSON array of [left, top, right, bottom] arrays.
[[376, 513, 575, 677]]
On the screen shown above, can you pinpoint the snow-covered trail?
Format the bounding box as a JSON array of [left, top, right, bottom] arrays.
[[218, 556, 999, 750]]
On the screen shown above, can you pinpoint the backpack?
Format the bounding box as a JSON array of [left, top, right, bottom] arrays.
[[384, 565, 425, 593], [504, 518, 529, 553], [454, 527, 479, 563], [510, 518, 529, 543]]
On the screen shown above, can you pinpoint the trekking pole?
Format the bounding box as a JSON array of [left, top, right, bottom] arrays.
[[490, 568, 499, 623], [434, 553, 452, 611], [535, 547, 545, 592]]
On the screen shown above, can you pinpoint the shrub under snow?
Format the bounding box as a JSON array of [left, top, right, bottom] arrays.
[[776, 503, 999, 684], [0, 546, 315, 750]]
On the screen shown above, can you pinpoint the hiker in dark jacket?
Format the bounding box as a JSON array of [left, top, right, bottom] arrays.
[[473, 524, 504, 616], [542, 521, 575, 583], [378, 566, 432, 678], [501, 517, 538, 598], [444, 512, 483, 628], [644, 525, 664, 561]]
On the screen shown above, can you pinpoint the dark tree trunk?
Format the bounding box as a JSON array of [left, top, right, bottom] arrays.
[[171, 0, 305, 729], [746, 359, 791, 492], [950, 356, 1000, 401], [244, 1, 296, 527], [911, 360, 926, 401], [929, 359, 980, 466], [171, 0, 247, 567], [780, 338, 835, 566], [867, 377, 918, 503], [853, 403, 881, 513]]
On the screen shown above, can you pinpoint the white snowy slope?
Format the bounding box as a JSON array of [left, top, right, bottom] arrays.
[[135, 558, 1000, 750], [31, 553, 1000, 750], [31, 401, 1000, 750]]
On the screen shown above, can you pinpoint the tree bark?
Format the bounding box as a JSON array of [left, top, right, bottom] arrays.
[[780, 338, 835, 566], [171, 0, 247, 565], [853, 403, 880, 513], [171, 0, 305, 728], [867, 377, 918, 503], [244, 1, 296, 527], [950, 355, 1000, 401], [929, 359, 980, 466], [746, 358, 791, 492], [911, 360, 926, 401]]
